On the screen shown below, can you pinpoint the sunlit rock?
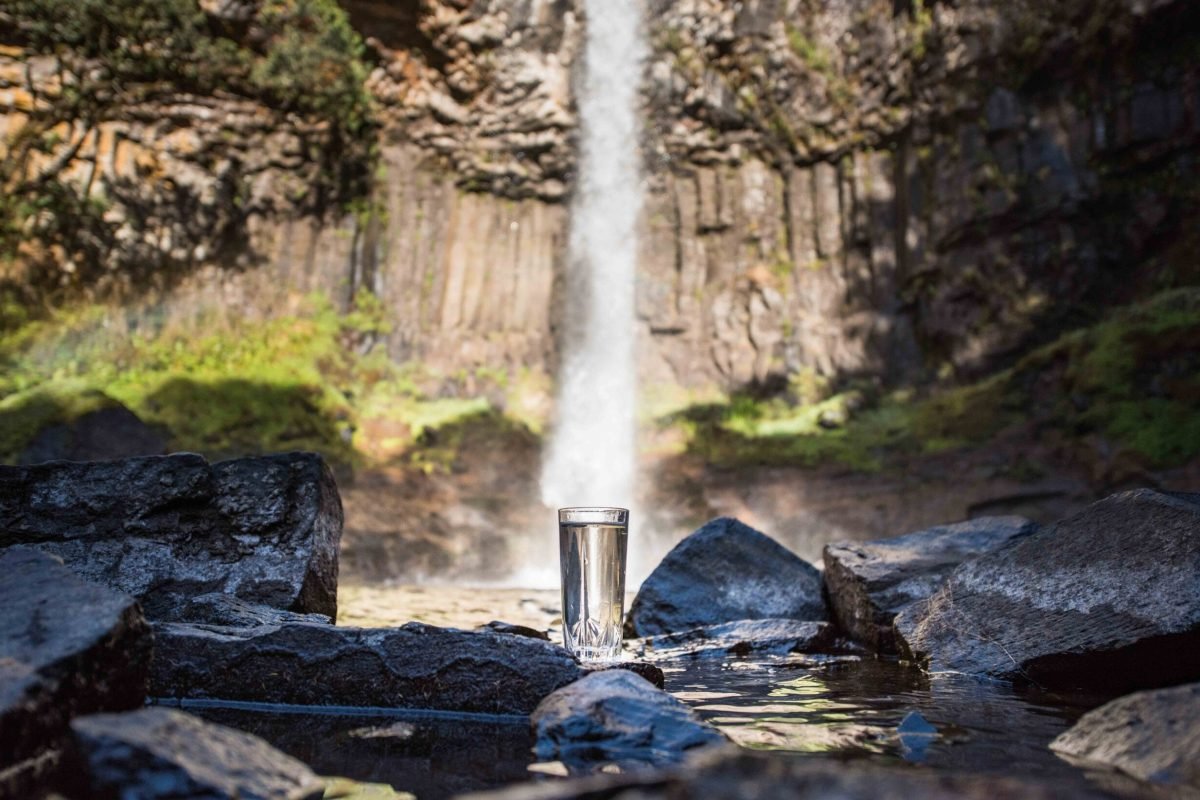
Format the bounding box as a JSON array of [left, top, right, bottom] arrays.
[[824, 516, 1037, 653], [895, 490, 1200, 690]]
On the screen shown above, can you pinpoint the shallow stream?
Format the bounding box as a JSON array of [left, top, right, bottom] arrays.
[[189, 585, 1147, 799]]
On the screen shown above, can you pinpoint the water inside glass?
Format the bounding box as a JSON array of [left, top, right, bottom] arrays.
[[558, 507, 628, 662]]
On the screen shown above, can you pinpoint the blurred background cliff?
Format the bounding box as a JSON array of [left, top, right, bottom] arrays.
[[1, 0, 1197, 584]]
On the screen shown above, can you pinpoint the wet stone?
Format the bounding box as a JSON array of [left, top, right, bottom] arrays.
[[0, 452, 343, 621], [1051, 681, 1200, 789], [71, 707, 326, 800], [894, 490, 1200, 690], [589, 661, 666, 689], [478, 620, 550, 640], [824, 516, 1037, 653], [632, 619, 837, 660], [625, 517, 826, 638], [0, 547, 150, 772], [531, 670, 726, 771], [151, 620, 586, 715]]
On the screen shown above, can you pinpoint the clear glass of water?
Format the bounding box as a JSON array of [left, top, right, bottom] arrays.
[[558, 507, 629, 663]]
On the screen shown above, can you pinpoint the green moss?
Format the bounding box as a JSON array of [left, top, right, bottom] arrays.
[[0, 294, 536, 467], [663, 289, 1200, 473], [785, 25, 831, 73]]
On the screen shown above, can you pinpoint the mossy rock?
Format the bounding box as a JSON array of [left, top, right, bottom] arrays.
[[0, 382, 166, 464]]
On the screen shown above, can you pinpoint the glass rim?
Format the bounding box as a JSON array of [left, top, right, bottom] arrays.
[[558, 506, 629, 524]]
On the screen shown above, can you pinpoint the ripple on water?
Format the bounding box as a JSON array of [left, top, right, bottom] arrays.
[[659, 653, 1111, 783]]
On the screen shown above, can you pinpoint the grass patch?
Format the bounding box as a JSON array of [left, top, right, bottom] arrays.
[[664, 288, 1200, 472], [0, 293, 538, 467]]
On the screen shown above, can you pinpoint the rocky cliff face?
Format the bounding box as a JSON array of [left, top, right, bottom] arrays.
[[636, 0, 1199, 388], [1, 0, 1197, 395]]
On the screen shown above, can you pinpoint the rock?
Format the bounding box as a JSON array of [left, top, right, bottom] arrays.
[[71, 707, 325, 800], [531, 670, 726, 770], [192, 703, 531, 799], [19, 403, 167, 465], [0, 452, 343, 621], [463, 747, 1111, 799], [590, 661, 666, 689], [0, 547, 151, 770], [633, 619, 836, 660], [1050, 682, 1200, 788], [171, 593, 333, 627], [824, 516, 1037, 653], [151, 621, 586, 714], [625, 517, 826, 638], [895, 490, 1200, 690], [479, 620, 549, 640]]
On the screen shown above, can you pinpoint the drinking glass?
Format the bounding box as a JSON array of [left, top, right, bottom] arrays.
[[558, 507, 629, 662]]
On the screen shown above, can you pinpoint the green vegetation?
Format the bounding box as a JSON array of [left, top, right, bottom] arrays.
[[5, 0, 371, 132], [0, 293, 535, 469], [0, 0, 374, 268], [664, 289, 1200, 472], [784, 24, 831, 74], [3, 289, 1196, 476]]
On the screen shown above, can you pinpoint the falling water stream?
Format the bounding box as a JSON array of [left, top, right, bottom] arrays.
[[539, 0, 647, 582]]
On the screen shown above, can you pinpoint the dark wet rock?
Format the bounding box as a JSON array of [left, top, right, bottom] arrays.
[[625, 517, 826, 638], [1051, 682, 1200, 788], [0, 547, 151, 770], [173, 593, 332, 626], [0, 452, 343, 621], [463, 747, 1111, 799], [824, 516, 1037, 653], [895, 490, 1200, 690], [634, 619, 836, 660], [590, 661, 666, 689], [479, 620, 549, 640], [71, 707, 325, 800], [19, 403, 167, 465], [531, 670, 725, 770], [194, 704, 527, 800], [151, 621, 586, 714]]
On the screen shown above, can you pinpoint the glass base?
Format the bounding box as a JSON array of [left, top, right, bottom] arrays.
[[570, 645, 623, 664]]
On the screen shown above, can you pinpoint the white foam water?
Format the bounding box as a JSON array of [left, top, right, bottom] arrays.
[[539, 0, 646, 584]]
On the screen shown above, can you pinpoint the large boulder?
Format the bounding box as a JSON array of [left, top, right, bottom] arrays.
[[531, 670, 726, 770], [824, 516, 1037, 652], [71, 707, 325, 800], [632, 619, 836, 660], [151, 621, 586, 714], [895, 490, 1200, 690], [18, 403, 167, 465], [0, 548, 151, 773], [0, 452, 343, 621], [462, 748, 1110, 799], [1050, 682, 1200, 788], [625, 517, 826, 638]]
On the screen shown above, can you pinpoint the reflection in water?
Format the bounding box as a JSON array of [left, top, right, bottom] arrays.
[[204, 583, 1157, 798], [660, 654, 1105, 785]]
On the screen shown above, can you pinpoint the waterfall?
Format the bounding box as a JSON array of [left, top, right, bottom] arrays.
[[540, 0, 646, 581]]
